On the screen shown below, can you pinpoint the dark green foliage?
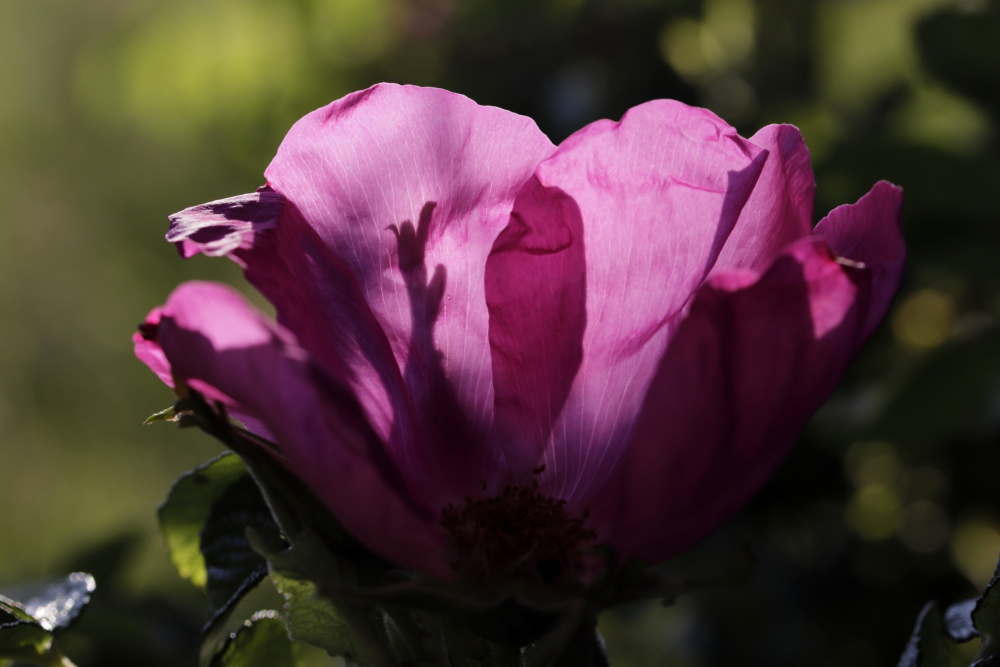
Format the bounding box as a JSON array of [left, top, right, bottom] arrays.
[[0, 573, 95, 665], [159, 452, 252, 590], [268, 570, 355, 658], [917, 5, 1000, 118], [208, 611, 297, 667], [899, 603, 963, 667]]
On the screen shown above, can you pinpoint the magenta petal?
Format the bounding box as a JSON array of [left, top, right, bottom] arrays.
[[485, 177, 586, 475], [600, 238, 880, 563], [166, 189, 284, 259], [816, 181, 905, 339], [135, 306, 275, 440], [134, 307, 173, 388], [135, 306, 236, 409], [713, 124, 816, 274], [250, 83, 556, 497], [153, 281, 449, 578], [512, 101, 767, 501]]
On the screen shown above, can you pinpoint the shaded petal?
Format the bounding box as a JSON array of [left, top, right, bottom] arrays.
[[599, 232, 898, 563], [712, 124, 815, 274], [485, 178, 586, 476], [505, 100, 767, 500], [134, 307, 172, 387], [136, 307, 276, 441], [252, 83, 555, 498], [135, 306, 239, 409], [149, 281, 449, 578], [816, 181, 905, 338]]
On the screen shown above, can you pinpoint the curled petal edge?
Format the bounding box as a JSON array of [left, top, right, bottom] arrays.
[[136, 281, 450, 579]]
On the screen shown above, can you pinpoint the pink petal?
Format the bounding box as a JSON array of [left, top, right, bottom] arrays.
[[136, 306, 276, 440], [134, 307, 173, 387], [135, 306, 239, 409], [816, 181, 905, 338], [246, 83, 556, 499], [485, 177, 586, 475], [712, 124, 816, 274], [600, 235, 895, 563], [495, 100, 767, 500], [150, 281, 450, 578]]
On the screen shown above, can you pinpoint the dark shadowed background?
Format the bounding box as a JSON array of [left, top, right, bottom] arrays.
[[1, 0, 999, 664]]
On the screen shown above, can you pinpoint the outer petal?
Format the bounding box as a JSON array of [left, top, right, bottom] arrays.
[[145, 281, 449, 578], [252, 84, 556, 500], [491, 100, 767, 499], [600, 176, 903, 562], [600, 239, 864, 561], [134, 307, 172, 387], [816, 181, 905, 338], [712, 124, 816, 274], [135, 306, 244, 413]]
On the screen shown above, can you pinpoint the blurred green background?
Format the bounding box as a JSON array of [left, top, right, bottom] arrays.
[[1, 0, 999, 664]]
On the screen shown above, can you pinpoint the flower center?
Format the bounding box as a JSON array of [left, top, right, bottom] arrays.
[[440, 476, 596, 584]]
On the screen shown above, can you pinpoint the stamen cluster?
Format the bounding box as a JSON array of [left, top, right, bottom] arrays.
[[440, 479, 596, 584]]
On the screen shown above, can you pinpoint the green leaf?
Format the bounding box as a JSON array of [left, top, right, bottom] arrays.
[[202, 475, 283, 610], [0, 620, 51, 655], [0, 597, 37, 624], [973, 570, 1000, 658], [377, 607, 429, 664], [208, 611, 296, 667], [158, 452, 252, 588], [0, 600, 52, 661], [269, 570, 355, 658], [162, 451, 289, 647], [898, 602, 963, 667], [200, 563, 268, 647]]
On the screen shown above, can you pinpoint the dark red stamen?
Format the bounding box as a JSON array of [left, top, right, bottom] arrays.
[[440, 480, 596, 584]]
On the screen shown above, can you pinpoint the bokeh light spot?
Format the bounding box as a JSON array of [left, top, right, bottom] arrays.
[[897, 500, 950, 553], [891, 288, 956, 350], [76, 0, 307, 142], [950, 517, 1000, 589], [658, 0, 755, 81], [310, 0, 394, 65], [890, 83, 993, 154], [816, 0, 956, 111], [846, 485, 902, 541], [844, 441, 901, 488]]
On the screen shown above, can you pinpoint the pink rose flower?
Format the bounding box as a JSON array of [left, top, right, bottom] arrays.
[[135, 83, 904, 582]]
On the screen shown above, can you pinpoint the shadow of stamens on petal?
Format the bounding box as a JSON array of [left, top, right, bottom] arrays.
[[390, 201, 435, 273], [389, 201, 482, 493], [389, 202, 445, 339]]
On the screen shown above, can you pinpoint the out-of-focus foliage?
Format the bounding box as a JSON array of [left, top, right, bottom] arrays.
[[1, 0, 998, 664]]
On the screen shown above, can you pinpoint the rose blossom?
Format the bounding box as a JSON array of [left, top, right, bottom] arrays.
[[135, 83, 904, 583]]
